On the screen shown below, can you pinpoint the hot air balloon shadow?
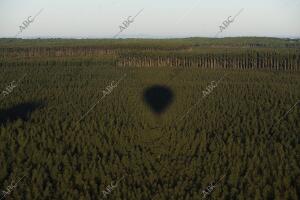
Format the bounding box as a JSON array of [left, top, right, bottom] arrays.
[[143, 85, 174, 116], [0, 101, 45, 126]]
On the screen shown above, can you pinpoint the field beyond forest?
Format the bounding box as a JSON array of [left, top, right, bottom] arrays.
[[0, 37, 299, 200]]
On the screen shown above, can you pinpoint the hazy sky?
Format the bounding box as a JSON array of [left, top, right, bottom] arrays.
[[0, 0, 299, 38]]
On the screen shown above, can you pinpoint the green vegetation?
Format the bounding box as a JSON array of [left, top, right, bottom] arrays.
[[0, 38, 299, 200], [1, 37, 299, 71]]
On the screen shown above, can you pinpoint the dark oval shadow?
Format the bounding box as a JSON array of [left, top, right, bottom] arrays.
[[0, 101, 45, 126], [143, 85, 174, 115]]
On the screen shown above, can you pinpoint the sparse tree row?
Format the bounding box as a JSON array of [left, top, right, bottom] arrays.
[[117, 49, 300, 71], [1, 44, 299, 70]]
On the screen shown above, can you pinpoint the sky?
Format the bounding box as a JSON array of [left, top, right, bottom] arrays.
[[0, 0, 299, 39]]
